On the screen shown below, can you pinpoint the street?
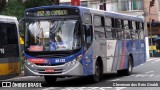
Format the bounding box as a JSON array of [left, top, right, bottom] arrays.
[[1, 58, 160, 90]]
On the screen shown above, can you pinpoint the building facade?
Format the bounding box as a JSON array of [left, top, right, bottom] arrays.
[[60, 0, 160, 57], [60, 0, 159, 22]]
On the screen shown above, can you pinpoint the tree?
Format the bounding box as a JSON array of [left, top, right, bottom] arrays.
[[1, 0, 25, 20], [0, 0, 6, 11], [0, 0, 54, 20], [24, 0, 52, 8]]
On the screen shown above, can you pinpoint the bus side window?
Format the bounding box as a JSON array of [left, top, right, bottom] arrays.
[[135, 22, 140, 39], [105, 17, 112, 39], [115, 19, 123, 39], [111, 18, 116, 39], [124, 20, 131, 39], [83, 13, 92, 50], [83, 13, 91, 24], [94, 15, 105, 40], [83, 25, 92, 47], [131, 21, 136, 40], [0, 23, 7, 46], [6, 23, 18, 44], [139, 22, 144, 39], [121, 20, 124, 39]]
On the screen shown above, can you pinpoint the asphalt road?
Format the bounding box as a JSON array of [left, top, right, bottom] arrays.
[[1, 58, 160, 90]]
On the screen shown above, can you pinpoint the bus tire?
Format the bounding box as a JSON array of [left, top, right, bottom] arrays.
[[91, 60, 102, 82], [117, 56, 133, 76], [44, 76, 57, 84], [125, 56, 133, 75]]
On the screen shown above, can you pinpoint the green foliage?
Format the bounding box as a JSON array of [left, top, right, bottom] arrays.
[[0, 0, 6, 11], [0, 0, 53, 20], [0, 0, 25, 20], [24, 0, 52, 8]]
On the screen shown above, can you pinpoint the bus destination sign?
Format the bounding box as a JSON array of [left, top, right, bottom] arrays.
[[37, 10, 68, 16], [26, 8, 79, 17]]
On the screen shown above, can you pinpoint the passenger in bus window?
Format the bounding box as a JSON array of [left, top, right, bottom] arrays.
[[49, 34, 56, 51], [50, 35, 63, 51]]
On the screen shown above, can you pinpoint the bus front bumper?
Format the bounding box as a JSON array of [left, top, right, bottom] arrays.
[[24, 60, 83, 76]]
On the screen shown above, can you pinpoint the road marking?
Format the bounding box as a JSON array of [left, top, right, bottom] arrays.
[[145, 71, 154, 74], [42, 87, 126, 90], [5, 76, 41, 81], [147, 58, 160, 62], [116, 87, 127, 90], [42, 87, 59, 90], [154, 60, 160, 62], [111, 79, 120, 81]]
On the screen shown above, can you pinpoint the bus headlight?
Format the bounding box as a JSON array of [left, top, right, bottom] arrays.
[[24, 60, 29, 65], [66, 55, 82, 66], [27, 62, 31, 66], [25, 59, 33, 67], [76, 55, 82, 61]]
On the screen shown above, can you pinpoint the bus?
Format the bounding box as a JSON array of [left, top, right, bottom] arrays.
[[22, 5, 146, 83], [0, 15, 21, 80]]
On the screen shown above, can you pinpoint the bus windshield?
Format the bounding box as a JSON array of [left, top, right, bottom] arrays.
[[25, 19, 81, 51]]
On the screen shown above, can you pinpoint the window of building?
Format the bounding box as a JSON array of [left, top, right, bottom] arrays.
[[90, 1, 99, 9], [81, 1, 88, 7], [121, 0, 129, 11], [121, 0, 144, 11], [106, 0, 118, 11]]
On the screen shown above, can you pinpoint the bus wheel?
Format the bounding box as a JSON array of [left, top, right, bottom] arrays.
[[117, 56, 133, 76], [125, 56, 133, 75], [92, 60, 101, 82], [44, 76, 57, 84]]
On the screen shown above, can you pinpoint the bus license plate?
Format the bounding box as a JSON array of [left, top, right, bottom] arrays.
[[45, 69, 55, 72]]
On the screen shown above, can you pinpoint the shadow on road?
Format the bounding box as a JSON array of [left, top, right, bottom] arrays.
[[42, 72, 125, 87]]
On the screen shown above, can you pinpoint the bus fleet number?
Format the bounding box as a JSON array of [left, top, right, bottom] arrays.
[[55, 59, 65, 63]]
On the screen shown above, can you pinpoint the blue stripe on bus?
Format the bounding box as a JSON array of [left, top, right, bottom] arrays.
[[82, 46, 93, 76], [24, 49, 83, 65]]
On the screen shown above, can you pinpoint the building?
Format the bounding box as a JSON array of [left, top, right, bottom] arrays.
[[60, 0, 160, 57], [60, 0, 159, 21]]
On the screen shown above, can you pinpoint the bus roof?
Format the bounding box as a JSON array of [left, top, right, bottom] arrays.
[[0, 15, 18, 23], [25, 5, 144, 22], [79, 6, 144, 22]]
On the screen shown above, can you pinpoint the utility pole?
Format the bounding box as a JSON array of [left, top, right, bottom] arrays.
[[149, 0, 155, 57]]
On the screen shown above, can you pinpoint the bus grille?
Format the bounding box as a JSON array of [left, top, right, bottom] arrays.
[[35, 63, 65, 66], [37, 69, 63, 74], [35, 54, 70, 58]]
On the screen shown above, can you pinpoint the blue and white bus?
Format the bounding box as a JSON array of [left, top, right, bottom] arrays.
[[22, 5, 146, 83]]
